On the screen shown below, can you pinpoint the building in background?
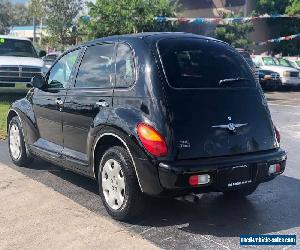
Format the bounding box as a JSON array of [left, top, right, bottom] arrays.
[[9, 25, 48, 44], [178, 0, 282, 54]]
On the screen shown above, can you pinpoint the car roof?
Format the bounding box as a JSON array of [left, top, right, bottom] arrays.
[[81, 32, 224, 47], [0, 35, 31, 42]]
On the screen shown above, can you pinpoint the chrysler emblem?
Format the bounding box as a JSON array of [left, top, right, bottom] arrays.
[[212, 117, 247, 132]]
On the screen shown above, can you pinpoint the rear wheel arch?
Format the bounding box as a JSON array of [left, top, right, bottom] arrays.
[[92, 128, 143, 192]]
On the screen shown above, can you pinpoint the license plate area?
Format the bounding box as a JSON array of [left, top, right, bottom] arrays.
[[218, 165, 253, 189]]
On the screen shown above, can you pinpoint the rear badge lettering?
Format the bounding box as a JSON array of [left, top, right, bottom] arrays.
[[228, 180, 252, 187], [179, 140, 191, 148]]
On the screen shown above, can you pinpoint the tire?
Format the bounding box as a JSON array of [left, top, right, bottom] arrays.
[[98, 146, 145, 221], [223, 185, 258, 198], [8, 116, 33, 167]]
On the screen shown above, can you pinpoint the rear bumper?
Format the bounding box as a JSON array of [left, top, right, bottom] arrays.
[[155, 149, 286, 196]]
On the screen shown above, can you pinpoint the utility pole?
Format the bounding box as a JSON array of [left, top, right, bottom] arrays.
[[33, 16, 36, 43], [39, 17, 43, 45], [244, 0, 248, 17]]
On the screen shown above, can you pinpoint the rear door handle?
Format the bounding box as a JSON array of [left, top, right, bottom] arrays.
[[96, 100, 109, 107]]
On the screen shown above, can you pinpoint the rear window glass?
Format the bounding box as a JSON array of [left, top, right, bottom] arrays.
[[158, 38, 254, 89]]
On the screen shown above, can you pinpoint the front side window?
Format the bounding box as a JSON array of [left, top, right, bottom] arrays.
[[0, 38, 37, 58], [116, 44, 135, 88], [75, 44, 115, 88], [47, 49, 80, 89], [158, 38, 254, 88]]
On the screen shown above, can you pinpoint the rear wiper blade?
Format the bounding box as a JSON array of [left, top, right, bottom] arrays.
[[219, 77, 250, 85]]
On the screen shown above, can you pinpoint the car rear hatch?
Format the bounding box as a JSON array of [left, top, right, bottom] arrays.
[[157, 37, 277, 160]]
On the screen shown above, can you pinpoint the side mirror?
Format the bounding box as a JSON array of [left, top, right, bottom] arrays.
[[39, 50, 46, 58], [31, 75, 46, 89]]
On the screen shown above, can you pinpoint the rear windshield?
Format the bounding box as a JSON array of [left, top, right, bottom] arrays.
[[158, 38, 254, 89], [0, 38, 37, 58]]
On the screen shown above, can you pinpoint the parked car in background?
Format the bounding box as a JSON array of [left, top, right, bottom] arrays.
[[42, 52, 61, 72], [258, 69, 281, 90], [254, 55, 300, 86], [285, 57, 300, 70], [275, 57, 297, 70], [0, 35, 46, 93], [7, 33, 286, 221]]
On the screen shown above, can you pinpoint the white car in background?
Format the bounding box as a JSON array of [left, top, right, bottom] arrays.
[[285, 57, 300, 70], [0, 35, 46, 93], [254, 55, 300, 86]]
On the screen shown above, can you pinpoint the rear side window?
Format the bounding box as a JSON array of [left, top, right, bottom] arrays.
[[158, 38, 254, 89], [75, 44, 115, 88], [115, 43, 135, 88]]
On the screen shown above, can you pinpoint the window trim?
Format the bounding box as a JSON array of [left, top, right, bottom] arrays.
[[73, 42, 117, 90], [114, 42, 137, 90], [44, 47, 83, 91]]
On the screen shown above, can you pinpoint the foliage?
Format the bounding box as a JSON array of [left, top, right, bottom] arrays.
[[44, 0, 83, 45], [0, 0, 13, 34], [286, 0, 300, 15], [0, 95, 22, 140], [255, 0, 290, 14], [12, 4, 32, 26], [254, 0, 300, 56], [81, 0, 179, 40], [214, 13, 254, 49], [28, 0, 45, 23]]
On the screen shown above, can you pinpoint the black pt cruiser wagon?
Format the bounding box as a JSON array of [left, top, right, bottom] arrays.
[[7, 33, 287, 221]]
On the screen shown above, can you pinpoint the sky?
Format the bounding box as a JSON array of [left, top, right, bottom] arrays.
[[11, 0, 27, 3]]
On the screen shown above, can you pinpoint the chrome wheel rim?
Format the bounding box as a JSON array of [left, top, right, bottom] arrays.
[[9, 124, 21, 160], [102, 159, 126, 210]]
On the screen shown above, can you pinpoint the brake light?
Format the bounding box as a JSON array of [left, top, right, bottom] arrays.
[[136, 123, 167, 157], [274, 126, 281, 143]]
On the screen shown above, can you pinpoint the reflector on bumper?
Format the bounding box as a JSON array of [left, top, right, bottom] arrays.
[[189, 174, 210, 186]]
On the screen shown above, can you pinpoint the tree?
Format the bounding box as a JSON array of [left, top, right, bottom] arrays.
[[214, 13, 254, 49], [254, 0, 300, 56], [255, 0, 290, 14], [0, 0, 13, 34], [12, 4, 32, 26], [286, 0, 300, 15], [82, 0, 178, 40], [44, 0, 83, 45]]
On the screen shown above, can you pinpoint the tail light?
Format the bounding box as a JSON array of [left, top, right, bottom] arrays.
[[136, 123, 167, 157], [274, 126, 281, 143]]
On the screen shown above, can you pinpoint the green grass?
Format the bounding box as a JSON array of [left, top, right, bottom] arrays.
[[0, 94, 25, 140]]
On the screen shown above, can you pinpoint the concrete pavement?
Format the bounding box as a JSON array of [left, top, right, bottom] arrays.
[[0, 162, 158, 250]]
